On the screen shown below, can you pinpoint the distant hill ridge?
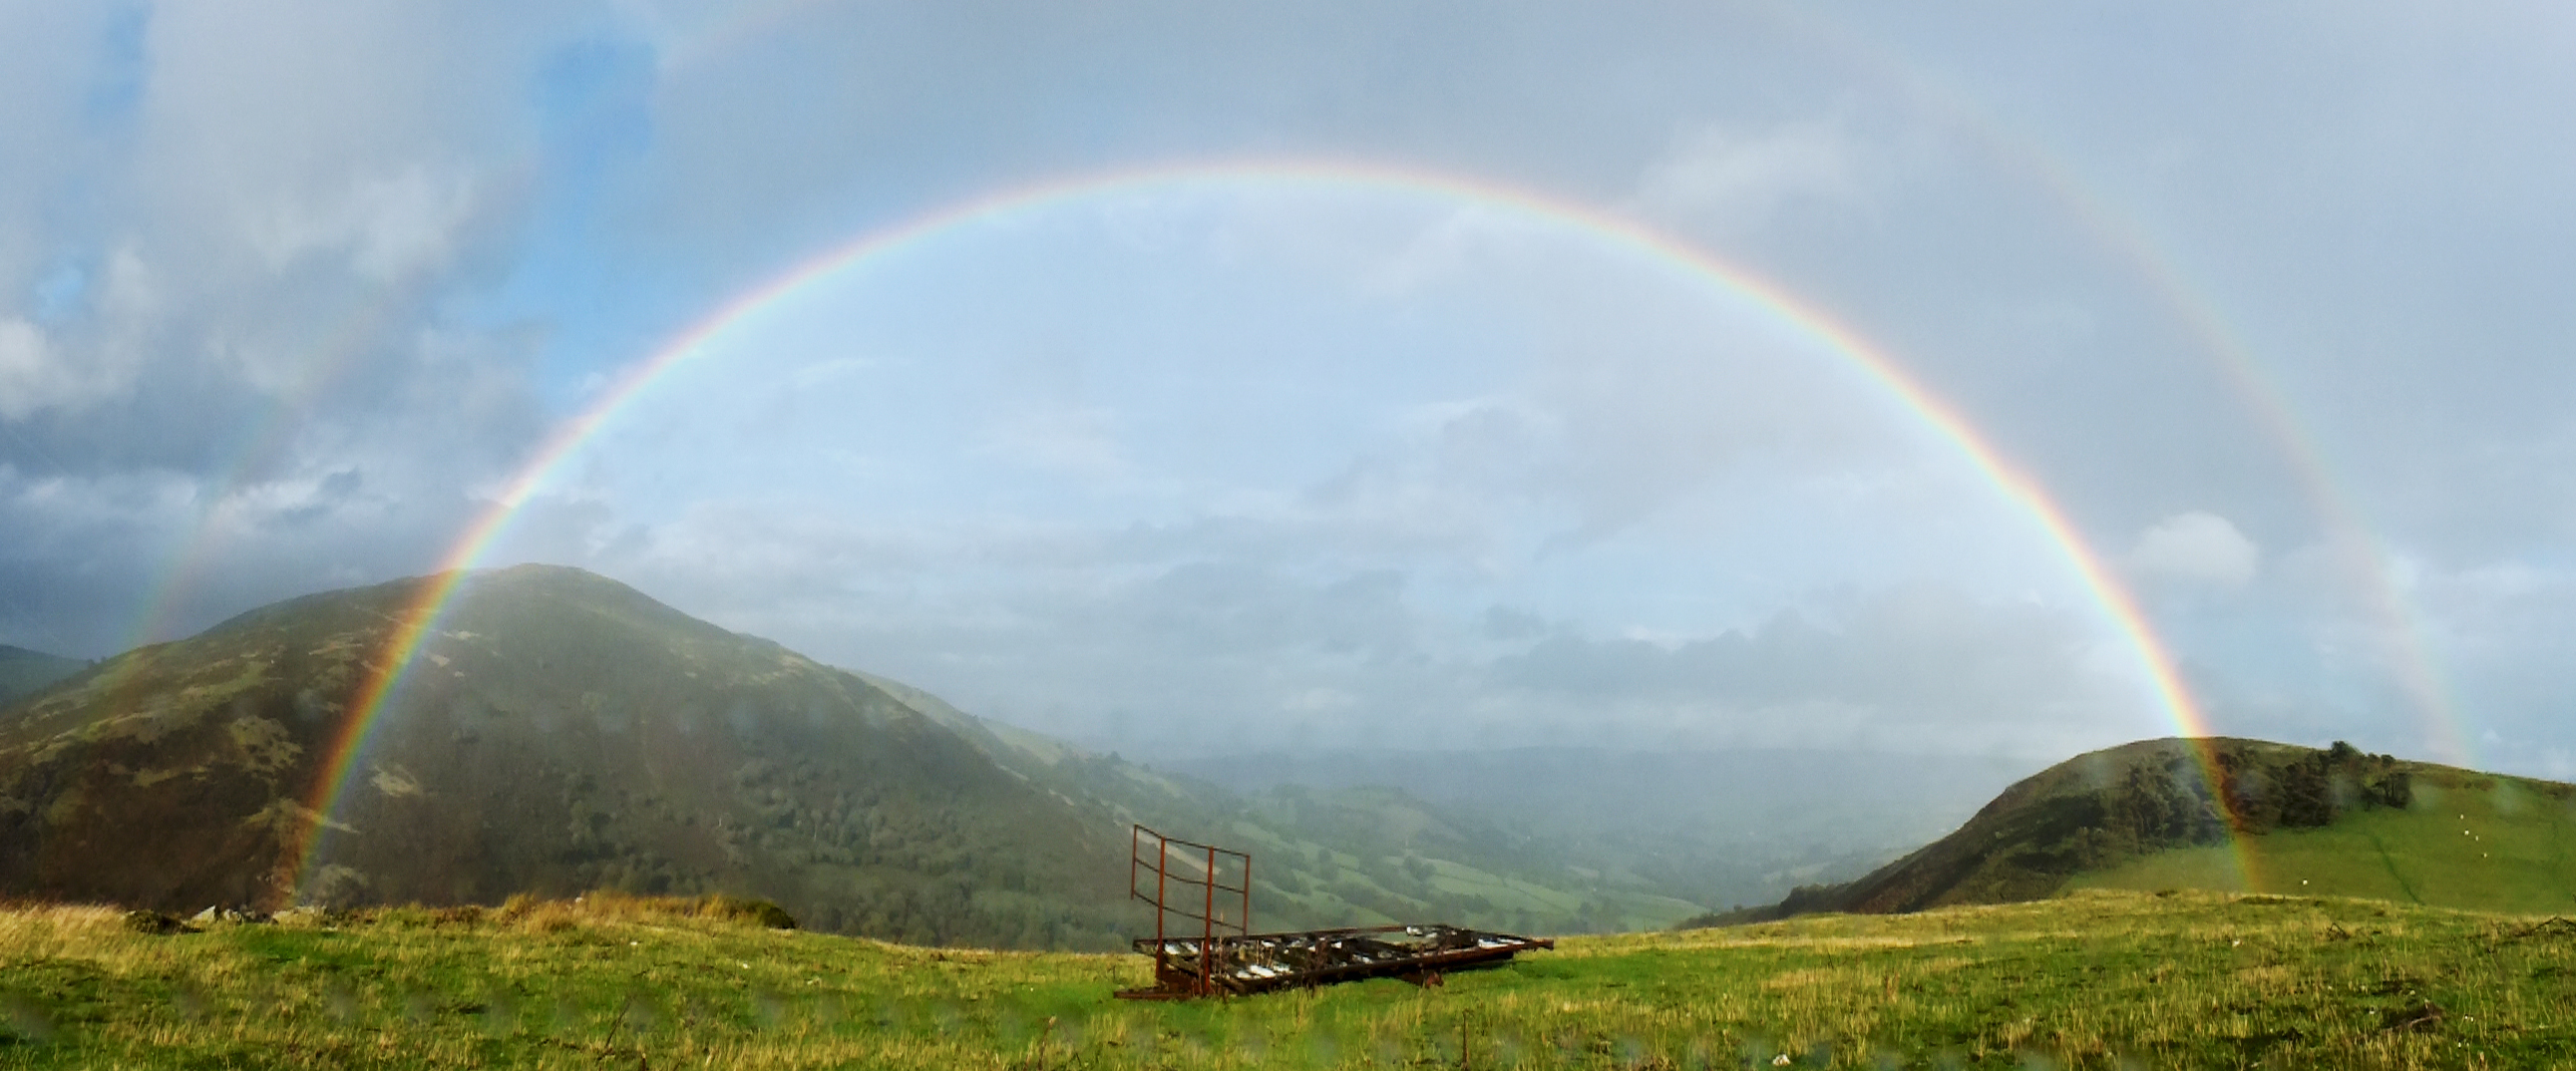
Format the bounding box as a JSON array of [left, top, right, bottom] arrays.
[[0, 565, 1131, 948], [0, 565, 1738, 946], [0, 643, 87, 707], [1698, 736, 2576, 924], [26, 565, 2543, 946]]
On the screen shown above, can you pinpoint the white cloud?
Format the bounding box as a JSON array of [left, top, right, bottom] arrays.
[[976, 404, 1127, 480], [789, 356, 878, 389], [0, 311, 148, 420], [2128, 511, 2260, 587], [249, 165, 484, 281], [0, 319, 65, 420], [1628, 122, 1856, 227]]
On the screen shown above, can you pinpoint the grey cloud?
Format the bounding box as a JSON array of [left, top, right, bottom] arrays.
[[552, 488, 2157, 760], [1629, 121, 1864, 230], [1488, 587, 2111, 721], [0, 4, 586, 650], [2128, 512, 2260, 588], [1479, 605, 1548, 641]]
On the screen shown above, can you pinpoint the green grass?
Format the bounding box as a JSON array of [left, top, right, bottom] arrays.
[[6, 890, 2576, 1068], [2075, 771, 2576, 915]]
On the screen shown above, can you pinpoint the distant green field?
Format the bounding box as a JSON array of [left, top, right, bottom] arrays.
[[7, 889, 2575, 1068], [2075, 768, 2576, 915]]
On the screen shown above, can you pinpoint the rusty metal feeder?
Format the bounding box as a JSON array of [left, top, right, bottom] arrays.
[[1115, 825, 1553, 1000]]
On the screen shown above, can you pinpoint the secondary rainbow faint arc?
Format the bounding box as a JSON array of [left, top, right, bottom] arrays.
[[294, 158, 2248, 893], [1762, 5, 2475, 769]]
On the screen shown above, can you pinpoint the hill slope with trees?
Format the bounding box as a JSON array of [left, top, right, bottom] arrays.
[[1700, 736, 2576, 923], [0, 565, 1724, 946]]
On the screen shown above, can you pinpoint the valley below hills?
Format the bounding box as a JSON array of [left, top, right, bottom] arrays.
[[9, 564, 2576, 1069], [1, 564, 1904, 946], [8, 563, 2574, 961]]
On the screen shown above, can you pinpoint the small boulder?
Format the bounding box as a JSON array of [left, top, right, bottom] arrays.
[[122, 909, 190, 935]]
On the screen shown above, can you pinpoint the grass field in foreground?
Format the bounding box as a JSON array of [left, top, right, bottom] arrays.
[[5, 890, 2574, 1069], [2073, 767, 2576, 916]]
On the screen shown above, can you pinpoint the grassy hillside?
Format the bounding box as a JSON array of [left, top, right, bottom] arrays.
[[0, 645, 85, 707], [0, 565, 1130, 949], [1705, 737, 2576, 924], [5, 890, 2573, 1068], [0, 564, 1717, 946], [2075, 762, 2576, 914]]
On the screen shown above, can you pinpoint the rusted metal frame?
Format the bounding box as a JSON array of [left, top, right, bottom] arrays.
[[1123, 829, 1565, 1000], [1142, 827, 1175, 990], [1125, 825, 1253, 998], [1154, 905, 1236, 927], [1200, 844, 1216, 994], [1130, 826, 1148, 954], [1256, 939, 1550, 990], [1123, 924, 1556, 998]]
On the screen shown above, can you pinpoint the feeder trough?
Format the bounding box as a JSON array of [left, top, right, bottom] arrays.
[[1115, 826, 1554, 999]]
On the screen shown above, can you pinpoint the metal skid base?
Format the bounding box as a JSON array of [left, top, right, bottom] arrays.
[[1117, 824, 1553, 1000], [1115, 923, 1555, 1000]]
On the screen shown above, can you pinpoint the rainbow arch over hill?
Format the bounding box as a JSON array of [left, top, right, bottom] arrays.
[[288, 158, 2259, 896], [1760, 6, 2478, 770]]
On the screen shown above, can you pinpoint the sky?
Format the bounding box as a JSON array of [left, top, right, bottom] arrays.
[[2, 2, 2571, 773]]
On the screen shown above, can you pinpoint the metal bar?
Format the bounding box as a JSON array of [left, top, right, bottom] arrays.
[[1153, 830, 1169, 982], [1201, 844, 1217, 994], [1145, 833, 1241, 857], [1120, 826, 1285, 999], [1155, 907, 1231, 926]]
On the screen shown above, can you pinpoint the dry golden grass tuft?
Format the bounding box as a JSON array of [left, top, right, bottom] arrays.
[[479, 890, 797, 933], [0, 902, 124, 953]]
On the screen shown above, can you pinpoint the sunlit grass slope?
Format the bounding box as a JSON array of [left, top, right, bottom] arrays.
[[1712, 739, 2576, 928], [2076, 765, 2576, 914], [7, 890, 2574, 1069]]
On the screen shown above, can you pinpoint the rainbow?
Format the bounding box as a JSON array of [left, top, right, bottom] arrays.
[[1770, 7, 2478, 769], [291, 159, 2260, 895]]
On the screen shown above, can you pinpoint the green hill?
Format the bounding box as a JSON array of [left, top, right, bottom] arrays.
[[0, 565, 1717, 947], [1707, 736, 2576, 923], [2074, 757, 2576, 914], [0, 644, 86, 707], [0, 565, 1129, 948]]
